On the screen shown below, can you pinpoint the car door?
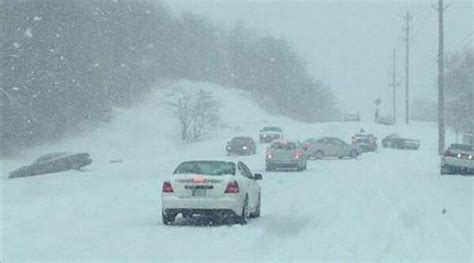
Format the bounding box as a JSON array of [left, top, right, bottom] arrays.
[[314, 138, 328, 156], [237, 162, 259, 212], [323, 138, 338, 156], [332, 138, 348, 155]]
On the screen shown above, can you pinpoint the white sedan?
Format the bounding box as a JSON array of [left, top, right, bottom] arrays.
[[161, 160, 262, 225]]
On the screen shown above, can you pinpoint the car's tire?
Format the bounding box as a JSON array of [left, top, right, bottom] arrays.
[[441, 165, 453, 175], [250, 193, 261, 218], [314, 151, 324, 160], [238, 196, 249, 225], [265, 165, 272, 172], [162, 212, 176, 225], [349, 149, 358, 159]]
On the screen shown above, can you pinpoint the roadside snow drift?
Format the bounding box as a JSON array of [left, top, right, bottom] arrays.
[[1, 81, 473, 262]]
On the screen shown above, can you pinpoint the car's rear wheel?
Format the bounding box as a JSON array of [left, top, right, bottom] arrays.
[[314, 151, 324, 160], [162, 212, 176, 225], [250, 193, 261, 218], [237, 197, 249, 225]]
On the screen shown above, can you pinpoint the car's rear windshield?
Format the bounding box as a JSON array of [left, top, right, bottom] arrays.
[[261, 127, 282, 132], [174, 161, 236, 176], [271, 141, 297, 150]]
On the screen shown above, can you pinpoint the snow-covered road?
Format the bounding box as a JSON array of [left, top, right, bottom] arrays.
[[1, 82, 472, 261]]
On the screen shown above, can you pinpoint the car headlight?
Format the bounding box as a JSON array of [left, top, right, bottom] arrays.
[[469, 155, 473, 160], [242, 146, 248, 150], [457, 153, 462, 158]]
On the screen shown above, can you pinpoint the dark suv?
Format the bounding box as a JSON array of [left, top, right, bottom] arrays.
[[226, 137, 257, 155]]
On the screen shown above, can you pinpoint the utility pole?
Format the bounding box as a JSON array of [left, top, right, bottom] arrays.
[[404, 11, 412, 125], [436, 0, 448, 154], [389, 49, 400, 122]]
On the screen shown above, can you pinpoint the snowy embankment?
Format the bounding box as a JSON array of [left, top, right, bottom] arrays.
[[1, 81, 472, 262]]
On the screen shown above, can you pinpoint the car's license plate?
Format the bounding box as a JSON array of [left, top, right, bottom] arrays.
[[192, 189, 206, 196]]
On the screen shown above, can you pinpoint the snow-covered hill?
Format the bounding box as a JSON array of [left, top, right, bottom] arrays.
[[1, 81, 472, 262]]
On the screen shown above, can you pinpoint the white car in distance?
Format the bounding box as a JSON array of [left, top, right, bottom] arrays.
[[161, 160, 262, 225]]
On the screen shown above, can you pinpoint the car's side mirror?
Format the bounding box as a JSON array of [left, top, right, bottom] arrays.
[[253, 173, 262, 180]]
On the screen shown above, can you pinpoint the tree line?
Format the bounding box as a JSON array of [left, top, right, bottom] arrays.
[[0, 0, 338, 156], [411, 48, 473, 134], [444, 48, 474, 134]]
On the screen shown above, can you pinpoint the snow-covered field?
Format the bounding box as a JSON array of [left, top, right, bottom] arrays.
[[1, 81, 473, 262]]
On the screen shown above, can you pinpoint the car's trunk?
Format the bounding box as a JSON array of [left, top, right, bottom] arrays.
[[171, 174, 231, 198], [270, 149, 296, 161]]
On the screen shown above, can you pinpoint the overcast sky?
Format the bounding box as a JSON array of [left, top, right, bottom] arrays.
[[163, 0, 473, 119]]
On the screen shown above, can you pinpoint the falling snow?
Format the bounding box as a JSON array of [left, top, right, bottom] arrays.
[[25, 28, 33, 38]]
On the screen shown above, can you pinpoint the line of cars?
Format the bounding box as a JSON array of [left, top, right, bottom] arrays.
[[160, 127, 285, 226], [160, 126, 428, 226]]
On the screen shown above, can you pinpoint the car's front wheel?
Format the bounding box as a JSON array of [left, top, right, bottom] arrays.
[[349, 149, 358, 159], [265, 165, 273, 172], [441, 165, 453, 175]]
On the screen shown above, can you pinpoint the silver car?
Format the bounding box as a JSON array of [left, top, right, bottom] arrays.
[[303, 137, 359, 159], [440, 144, 474, 175], [265, 140, 307, 171]]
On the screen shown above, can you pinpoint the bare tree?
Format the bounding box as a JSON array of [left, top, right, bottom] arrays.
[[167, 88, 220, 141]]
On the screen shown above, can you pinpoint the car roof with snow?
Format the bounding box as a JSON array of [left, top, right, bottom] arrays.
[[173, 160, 237, 176], [260, 126, 282, 132]]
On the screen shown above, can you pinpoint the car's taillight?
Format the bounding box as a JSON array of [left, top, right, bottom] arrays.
[[266, 150, 273, 159], [294, 150, 304, 159], [225, 181, 239, 193], [162, 182, 174, 193]]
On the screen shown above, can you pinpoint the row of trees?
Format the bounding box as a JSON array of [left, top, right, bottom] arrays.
[[410, 48, 473, 134], [445, 48, 474, 133], [0, 0, 338, 155]]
